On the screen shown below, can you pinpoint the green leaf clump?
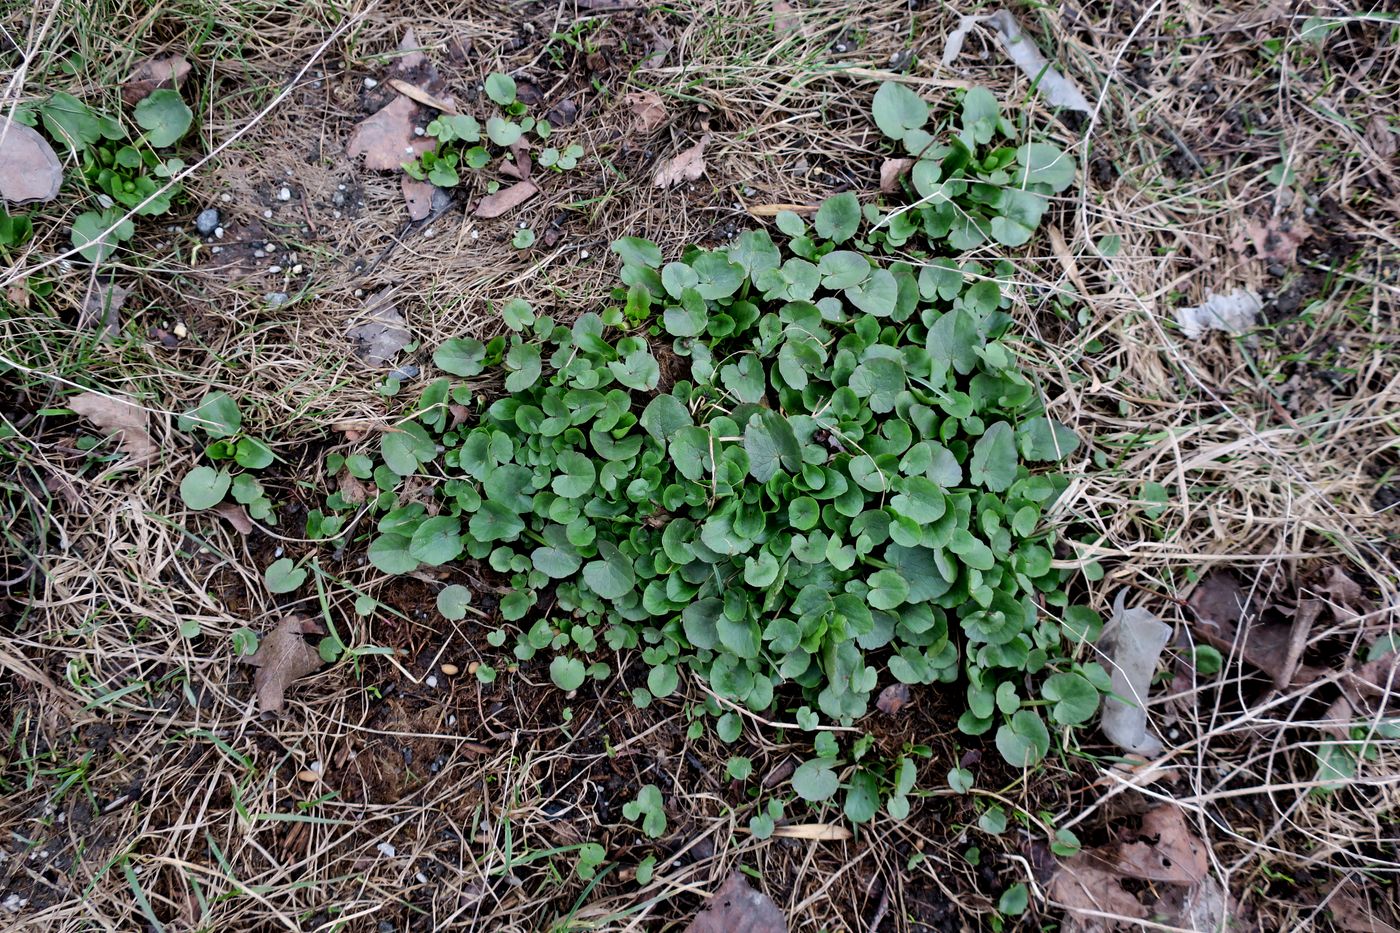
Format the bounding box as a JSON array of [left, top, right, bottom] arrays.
[[321, 82, 1099, 814]]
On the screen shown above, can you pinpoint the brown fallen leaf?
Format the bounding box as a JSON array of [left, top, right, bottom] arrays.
[[346, 289, 411, 365], [1049, 855, 1150, 930], [767, 823, 852, 841], [0, 120, 63, 204], [68, 391, 155, 463], [876, 682, 910, 715], [473, 180, 538, 218], [122, 55, 192, 106], [654, 133, 711, 189], [242, 616, 325, 713], [772, 0, 802, 36], [212, 501, 253, 534], [1100, 805, 1208, 885], [879, 157, 913, 193], [402, 176, 434, 221], [1330, 890, 1400, 933], [1187, 571, 1321, 688], [337, 469, 371, 505], [683, 871, 787, 933], [1242, 214, 1311, 265], [347, 96, 433, 171], [623, 90, 668, 132], [1366, 114, 1397, 161]]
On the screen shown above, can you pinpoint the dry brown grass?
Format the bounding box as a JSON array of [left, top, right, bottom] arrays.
[[1, 0, 1398, 930]]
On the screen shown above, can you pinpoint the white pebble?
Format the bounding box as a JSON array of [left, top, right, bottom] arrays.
[[264, 243, 274, 251], [268, 265, 282, 273], [376, 842, 396, 858], [414, 126, 425, 136], [173, 322, 188, 338], [448, 714, 457, 726], [518, 220, 526, 229], [254, 250, 265, 258], [333, 210, 342, 219], [214, 227, 224, 238], [263, 209, 273, 218], [403, 146, 415, 155], [311, 760, 323, 774], [338, 184, 346, 191], [580, 250, 590, 259], [354, 288, 364, 297], [292, 264, 303, 274], [211, 246, 222, 254], [469, 230, 478, 240], [364, 77, 378, 89], [415, 872, 428, 884], [277, 187, 291, 201], [273, 547, 284, 558], [424, 228, 435, 238], [220, 193, 232, 203], [285, 168, 294, 177], [426, 675, 438, 688]]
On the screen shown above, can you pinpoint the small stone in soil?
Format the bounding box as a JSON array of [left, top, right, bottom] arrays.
[[425, 675, 438, 688], [214, 227, 224, 238], [262, 209, 273, 218], [220, 193, 232, 203], [173, 322, 188, 338], [389, 363, 420, 381], [376, 842, 397, 858], [265, 292, 289, 307], [440, 663, 459, 676], [195, 208, 220, 236], [292, 264, 303, 274], [278, 187, 291, 201], [297, 770, 319, 782], [364, 77, 378, 88]]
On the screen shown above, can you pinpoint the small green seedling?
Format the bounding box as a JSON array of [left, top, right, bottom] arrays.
[[622, 784, 667, 838]]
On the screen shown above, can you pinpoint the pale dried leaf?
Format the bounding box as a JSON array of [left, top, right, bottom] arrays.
[[772, 0, 802, 36], [879, 158, 913, 193], [943, 11, 1091, 115], [623, 90, 668, 132], [388, 78, 457, 115], [1099, 590, 1171, 755], [1048, 857, 1149, 931], [747, 203, 817, 217], [122, 55, 192, 105], [242, 616, 324, 713], [394, 26, 427, 72], [1174, 288, 1261, 340], [347, 96, 433, 171], [768, 823, 852, 841], [683, 871, 787, 933], [346, 289, 411, 365], [1366, 114, 1396, 161], [876, 682, 910, 715], [81, 281, 129, 340], [0, 119, 63, 204], [1243, 214, 1311, 264], [213, 501, 253, 534], [654, 134, 711, 189], [337, 469, 371, 504], [68, 391, 155, 463], [473, 180, 538, 218], [402, 176, 434, 221]]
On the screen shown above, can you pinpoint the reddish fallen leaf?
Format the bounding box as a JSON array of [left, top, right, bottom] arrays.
[[473, 180, 538, 218], [68, 391, 155, 463], [402, 176, 434, 221], [683, 871, 787, 933], [0, 120, 63, 204], [623, 90, 668, 132], [879, 158, 913, 193], [122, 55, 192, 106], [876, 682, 910, 715], [347, 96, 433, 171], [655, 134, 711, 189], [213, 501, 253, 534], [242, 616, 325, 713]]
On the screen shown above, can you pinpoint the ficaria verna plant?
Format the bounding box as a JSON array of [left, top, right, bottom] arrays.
[[315, 82, 1108, 822]]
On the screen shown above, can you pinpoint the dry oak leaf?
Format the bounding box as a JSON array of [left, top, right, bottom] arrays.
[[654, 133, 711, 189], [68, 391, 156, 463], [347, 95, 433, 171], [1100, 805, 1208, 885], [876, 682, 910, 715], [683, 871, 787, 933], [473, 180, 538, 218], [0, 120, 63, 204], [402, 176, 435, 221], [212, 501, 253, 534], [242, 616, 325, 713], [122, 55, 192, 106], [623, 90, 668, 132]]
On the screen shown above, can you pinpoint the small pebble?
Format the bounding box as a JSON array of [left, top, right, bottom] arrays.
[[354, 288, 364, 297], [278, 187, 291, 201], [211, 246, 223, 254], [469, 230, 478, 240], [580, 250, 590, 259], [274, 546, 284, 558], [425, 675, 439, 688], [292, 264, 303, 274], [414, 126, 425, 136], [423, 228, 435, 238], [254, 250, 265, 258], [440, 663, 459, 676], [195, 208, 220, 235], [364, 77, 378, 89], [337, 183, 346, 191], [173, 322, 188, 338], [333, 210, 342, 219], [467, 661, 480, 675], [376, 842, 397, 858], [263, 209, 273, 218], [297, 769, 319, 783], [220, 193, 232, 203], [265, 292, 289, 307], [268, 265, 282, 273], [214, 227, 224, 239], [415, 872, 428, 884], [448, 714, 458, 726]]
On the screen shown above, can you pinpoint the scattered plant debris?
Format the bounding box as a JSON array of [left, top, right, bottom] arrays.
[[347, 289, 412, 364], [943, 11, 1092, 116], [654, 133, 711, 188], [683, 871, 787, 933], [122, 55, 192, 105], [241, 616, 325, 713], [0, 120, 63, 204], [1174, 287, 1262, 339], [67, 390, 155, 463], [1098, 591, 1171, 755]]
